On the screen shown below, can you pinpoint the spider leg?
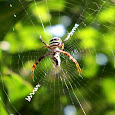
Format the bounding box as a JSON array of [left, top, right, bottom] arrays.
[[60, 43, 64, 50], [40, 36, 51, 49], [59, 50, 82, 76], [30, 52, 50, 82]]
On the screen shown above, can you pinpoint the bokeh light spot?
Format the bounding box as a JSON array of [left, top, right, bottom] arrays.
[[96, 53, 108, 65], [64, 105, 77, 115]]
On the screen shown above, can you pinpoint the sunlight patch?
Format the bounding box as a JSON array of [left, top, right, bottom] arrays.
[[47, 24, 66, 37]]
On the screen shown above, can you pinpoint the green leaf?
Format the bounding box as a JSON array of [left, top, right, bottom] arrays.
[[102, 77, 115, 104], [3, 72, 33, 102], [0, 99, 8, 115]]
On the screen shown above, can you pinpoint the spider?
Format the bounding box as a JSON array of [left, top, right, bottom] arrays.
[[30, 36, 82, 82]]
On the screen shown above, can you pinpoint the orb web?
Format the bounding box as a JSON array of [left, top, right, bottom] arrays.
[[0, 0, 115, 115]]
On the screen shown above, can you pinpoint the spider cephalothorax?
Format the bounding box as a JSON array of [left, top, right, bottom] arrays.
[[30, 24, 82, 82]]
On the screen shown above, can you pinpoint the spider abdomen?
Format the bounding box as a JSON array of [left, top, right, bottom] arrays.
[[49, 37, 62, 48]]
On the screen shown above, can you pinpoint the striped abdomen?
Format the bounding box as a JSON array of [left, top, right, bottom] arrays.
[[49, 37, 62, 48]]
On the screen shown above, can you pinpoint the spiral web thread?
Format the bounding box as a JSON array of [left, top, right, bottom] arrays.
[[63, 23, 79, 43], [25, 83, 41, 102]]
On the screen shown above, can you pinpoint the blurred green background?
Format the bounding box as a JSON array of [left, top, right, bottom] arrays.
[[0, 0, 115, 115]]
